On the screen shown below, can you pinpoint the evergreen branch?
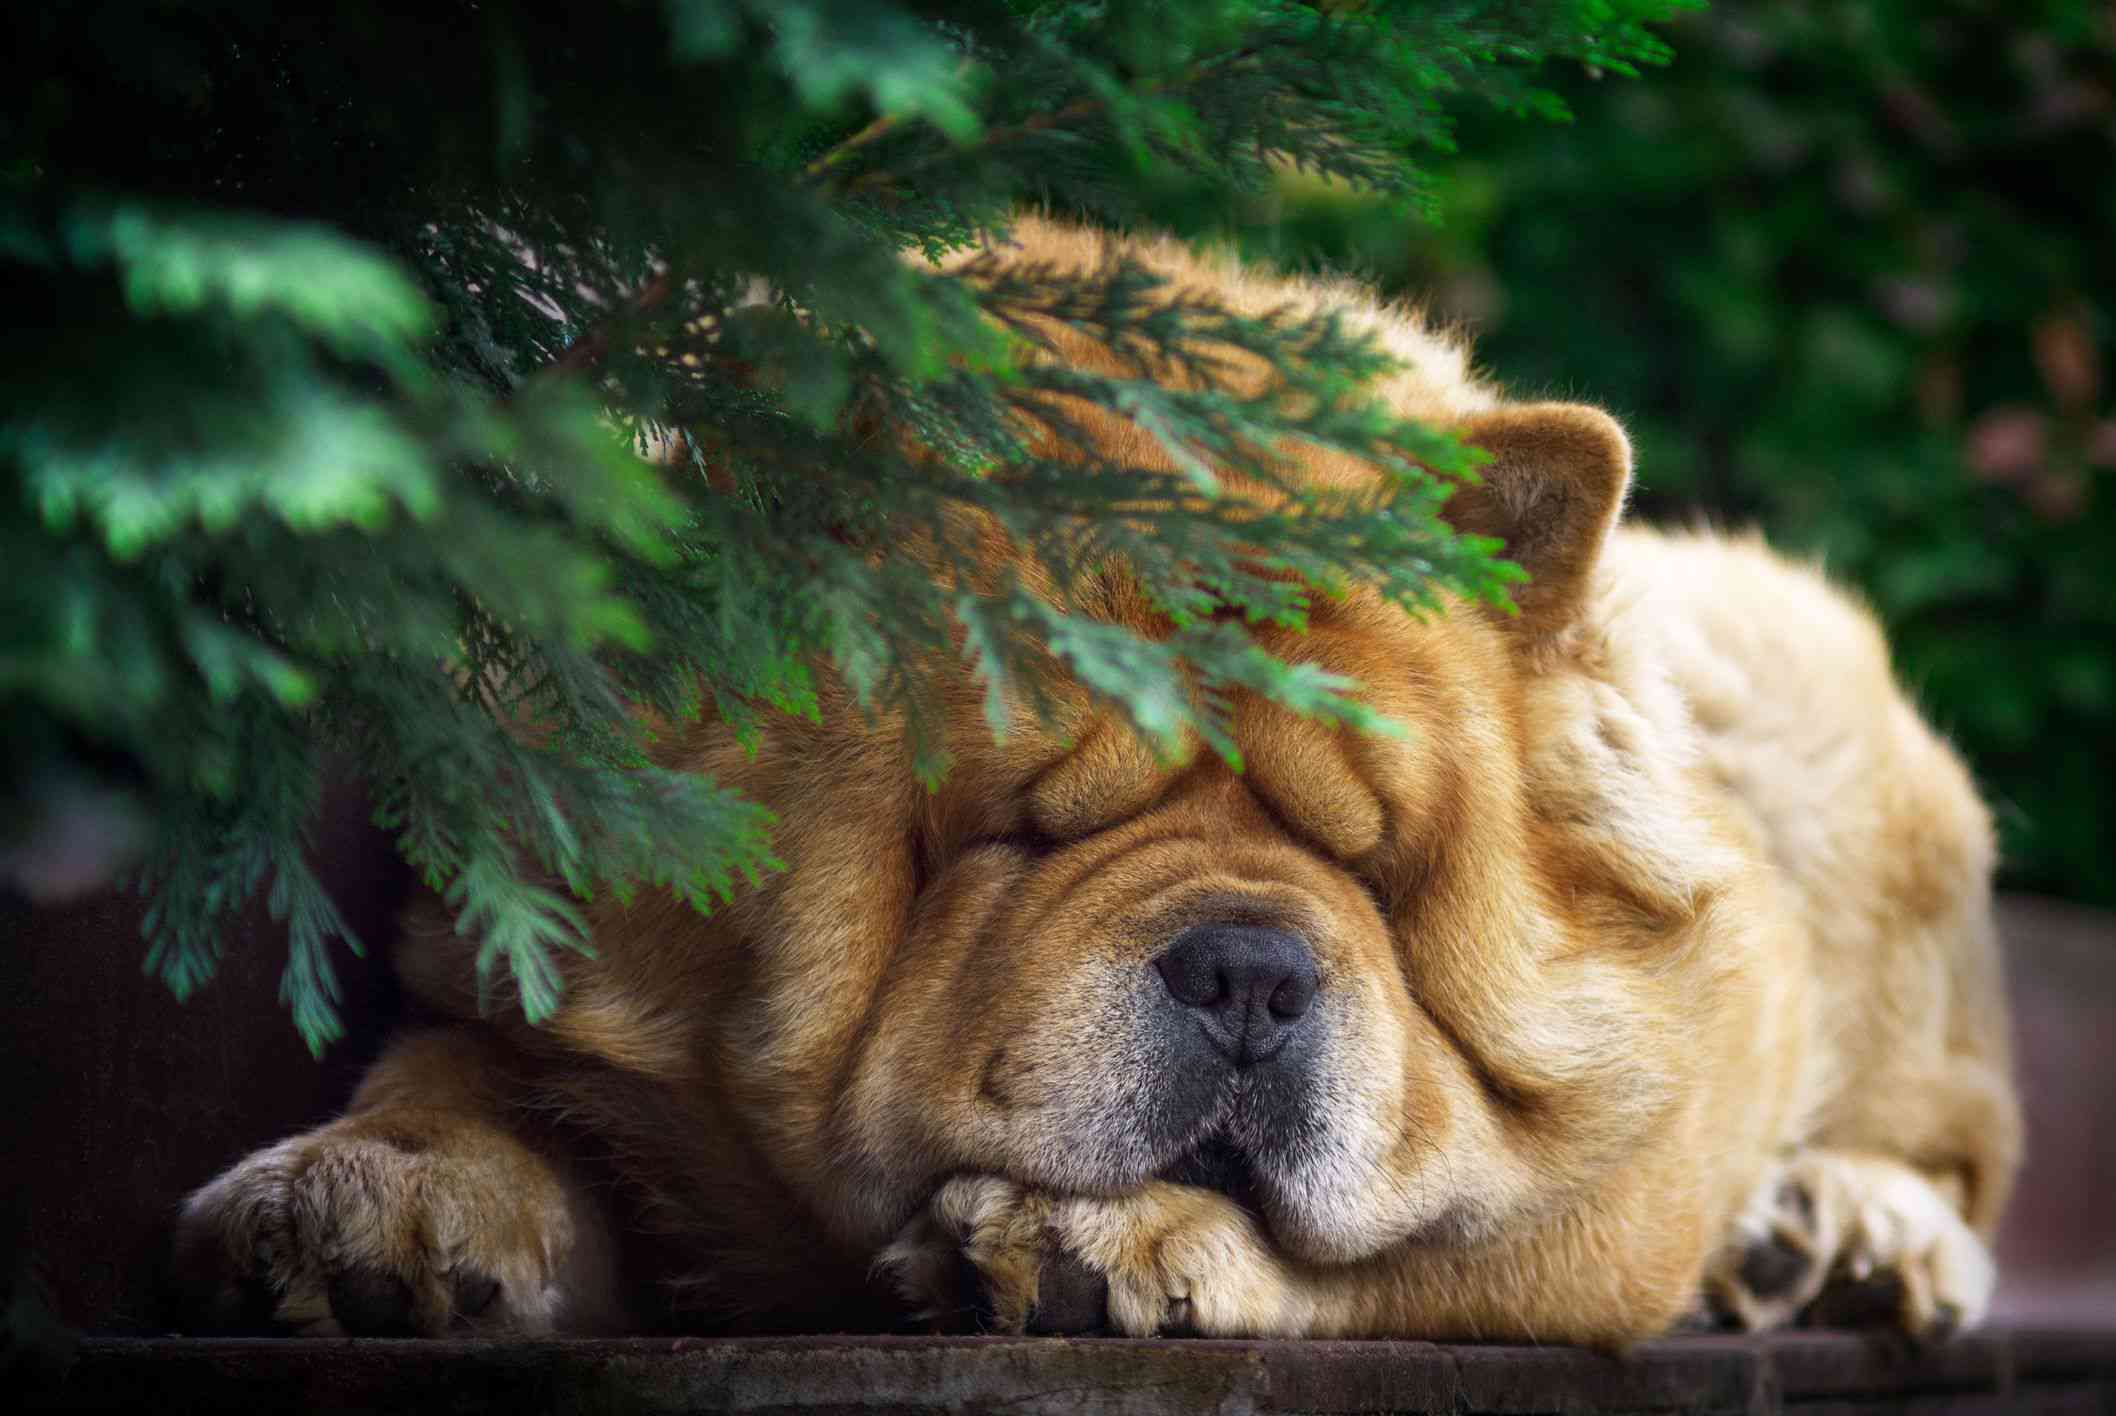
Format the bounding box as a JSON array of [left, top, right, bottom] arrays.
[[539, 273, 677, 382], [828, 47, 1264, 202], [798, 111, 907, 185], [6, 0, 1694, 1044], [837, 95, 1105, 198]]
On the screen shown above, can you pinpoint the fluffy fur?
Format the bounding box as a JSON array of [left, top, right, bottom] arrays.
[[171, 218, 2019, 1347]]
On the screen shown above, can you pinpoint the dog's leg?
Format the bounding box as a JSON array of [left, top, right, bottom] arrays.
[[1704, 1149, 1996, 1341], [880, 1177, 1645, 1341], [170, 1028, 624, 1336], [880, 1175, 1319, 1338], [884, 1159, 1990, 1345]]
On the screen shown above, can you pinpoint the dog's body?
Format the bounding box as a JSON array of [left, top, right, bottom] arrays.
[[173, 220, 2019, 1346]]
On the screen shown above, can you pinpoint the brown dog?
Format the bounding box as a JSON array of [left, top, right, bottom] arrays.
[[171, 219, 2019, 1346]]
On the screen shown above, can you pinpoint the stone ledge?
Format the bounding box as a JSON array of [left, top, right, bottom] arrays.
[[20, 1328, 2116, 1414]]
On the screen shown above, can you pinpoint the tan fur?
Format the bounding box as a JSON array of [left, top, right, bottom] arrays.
[[173, 217, 2019, 1346]]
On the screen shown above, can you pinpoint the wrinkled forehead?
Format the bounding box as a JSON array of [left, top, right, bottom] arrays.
[[933, 587, 1509, 869]]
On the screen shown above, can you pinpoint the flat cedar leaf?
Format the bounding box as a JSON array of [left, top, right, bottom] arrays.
[[80, 203, 434, 367], [670, 0, 979, 138], [1015, 599, 1193, 757], [573, 597, 654, 654], [178, 616, 317, 709], [953, 594, 1018, 742], [9, 391, 443, 557], [1118, 392, 1223, 497], [512, 390, 690, 564], [447, 853, 595, 1026], [266, 849, 360, 1057]]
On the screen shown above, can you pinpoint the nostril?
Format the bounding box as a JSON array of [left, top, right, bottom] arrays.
[[1154, 948, 1227, 1009], [1267, 973, 1316, 1020]]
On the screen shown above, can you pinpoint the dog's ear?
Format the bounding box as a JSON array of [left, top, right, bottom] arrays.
[[1446, 402, 1632, 637]]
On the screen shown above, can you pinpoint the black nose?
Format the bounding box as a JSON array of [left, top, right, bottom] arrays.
[[1154, 924, 1319, 1066]]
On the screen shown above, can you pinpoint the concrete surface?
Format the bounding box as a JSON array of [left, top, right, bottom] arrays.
[[19, 1329, 2116, 1414]]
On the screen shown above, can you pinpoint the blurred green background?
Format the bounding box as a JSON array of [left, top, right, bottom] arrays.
[[1246, 0, 2115, 906]]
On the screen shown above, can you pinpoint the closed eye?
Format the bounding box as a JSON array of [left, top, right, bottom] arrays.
[[964, 828, 1059, 860], [1356, 869, 1392, 920], [912, 822, 1060, 900]]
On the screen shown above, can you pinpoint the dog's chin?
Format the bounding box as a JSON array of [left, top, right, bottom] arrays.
[[1155, 1132, 1267, 1214], [1151, 1131, 1401, 1265]]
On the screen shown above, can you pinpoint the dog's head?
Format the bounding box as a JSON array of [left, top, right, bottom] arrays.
[[686, 416, 1744, 1276], [638, 226, 1750, 1270]]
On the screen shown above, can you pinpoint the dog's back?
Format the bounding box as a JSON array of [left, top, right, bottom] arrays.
[[1614, 526, 2020, 1233]]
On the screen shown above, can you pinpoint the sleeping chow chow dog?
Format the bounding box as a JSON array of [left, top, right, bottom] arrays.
[[171, 218, 2020, 1346]]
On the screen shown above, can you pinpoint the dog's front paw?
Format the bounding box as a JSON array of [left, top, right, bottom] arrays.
[[876, 1175, 1070, 1333], [1706, 1151, 1995, 1342], [170, 1116, 598, 1336], [879, 1176, 1309, 1337]]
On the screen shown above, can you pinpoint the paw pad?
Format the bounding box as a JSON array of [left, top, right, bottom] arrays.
[[1024, 1253, 1108, 1336], [1736, 1233, 1816, 1301], [326, 1268, 417, 1337], [1707, 1152, 1994, 1342]]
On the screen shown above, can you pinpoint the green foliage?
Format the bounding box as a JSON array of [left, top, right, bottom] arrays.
[[4, 0, 1687, 1050], [1309, 0, 2115, 905]]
